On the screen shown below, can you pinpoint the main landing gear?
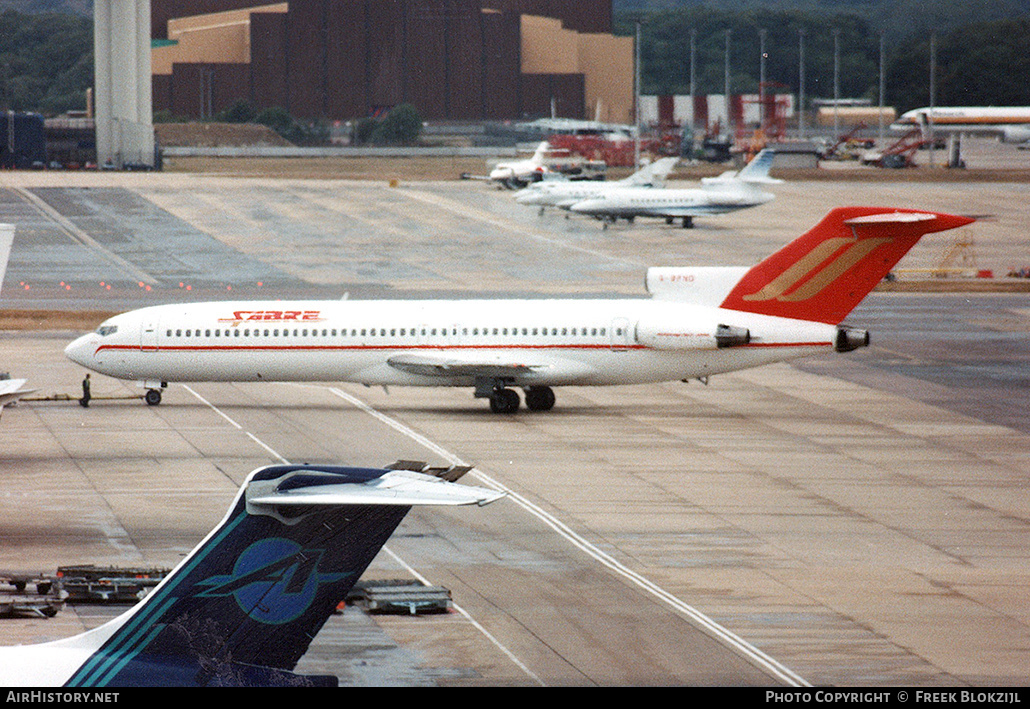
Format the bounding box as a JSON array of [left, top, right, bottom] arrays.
[[482, 383, 557, 414]]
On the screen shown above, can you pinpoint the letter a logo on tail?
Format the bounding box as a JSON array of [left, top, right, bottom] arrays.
[[721, 207, 974, 324]]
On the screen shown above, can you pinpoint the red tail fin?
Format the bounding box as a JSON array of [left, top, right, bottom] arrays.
[[720, 207, 974, 324]]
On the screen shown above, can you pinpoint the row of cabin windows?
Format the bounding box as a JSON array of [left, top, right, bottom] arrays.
[[166, 326, 624, 339]]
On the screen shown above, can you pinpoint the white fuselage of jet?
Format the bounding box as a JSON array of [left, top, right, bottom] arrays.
[[892, 106, 1030, 143], [569, 182, 775, 222], [65, 297, 835, 393], [515, 157, 679, 210], [516, 180, 659, 210]]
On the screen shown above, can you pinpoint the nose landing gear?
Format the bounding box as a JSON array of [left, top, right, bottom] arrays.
[[142, 381, 167, 406]]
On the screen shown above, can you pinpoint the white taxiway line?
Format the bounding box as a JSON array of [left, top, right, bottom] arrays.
[[327, 385, 813, 688], [182, 383, 544, 686]]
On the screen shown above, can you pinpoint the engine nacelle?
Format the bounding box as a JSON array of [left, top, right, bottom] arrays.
[[715, 324, 751, 348], [1001, 126, 1030, 144], [636, 315, 750, 351], [835, 326, 870, 352]]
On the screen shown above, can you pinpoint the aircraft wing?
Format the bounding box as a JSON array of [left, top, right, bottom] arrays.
[[0, 378, 34, 409], [387, 352, 548, 378]]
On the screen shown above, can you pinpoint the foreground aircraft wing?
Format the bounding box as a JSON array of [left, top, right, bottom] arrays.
[[0, 223, 13, 298], [388, 351, 548, 378], [0, 378, 34, 412], [0, 463, 502, 687]]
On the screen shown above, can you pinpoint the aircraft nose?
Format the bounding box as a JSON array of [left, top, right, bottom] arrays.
[[64, 333, 95, 367]]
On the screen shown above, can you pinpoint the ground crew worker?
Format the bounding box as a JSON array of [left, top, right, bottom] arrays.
[[79, 373, 91, 408]]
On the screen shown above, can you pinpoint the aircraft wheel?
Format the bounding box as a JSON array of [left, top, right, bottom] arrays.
[[524, 386, 556, 412], [489, 388, 520, 414], [145, 389, 162, 406]]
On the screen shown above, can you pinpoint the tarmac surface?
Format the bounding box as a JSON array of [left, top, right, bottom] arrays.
[[0, 139, 1028, 686]]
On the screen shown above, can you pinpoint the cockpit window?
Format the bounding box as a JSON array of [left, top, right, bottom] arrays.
[[96, 325, 118, 337]]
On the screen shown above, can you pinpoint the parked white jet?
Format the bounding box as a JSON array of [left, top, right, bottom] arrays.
[[487, 141, 552, 188], [892, 106, 1030, 143], [0, 461, 501, 687], [64, 207, 972, 413], [515, 156, 679, 213], [569, 149, 781, 228]]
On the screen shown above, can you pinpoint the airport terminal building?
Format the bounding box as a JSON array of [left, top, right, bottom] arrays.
[[150, 0, 634, 124]]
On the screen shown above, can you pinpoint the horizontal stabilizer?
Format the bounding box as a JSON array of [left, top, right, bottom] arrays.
[[248, 469, 503, 508]]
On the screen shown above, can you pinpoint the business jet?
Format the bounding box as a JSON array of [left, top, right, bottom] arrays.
[[892, 106, 1030, 143], [65, 208, 972, 413], [515, 156, 679, 213], [0, 461, 501, 687], [568, 149, 781, 228], [486, 141, 553, 189]]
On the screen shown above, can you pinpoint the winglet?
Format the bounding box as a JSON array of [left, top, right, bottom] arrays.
[[720, 207, 975, 324]]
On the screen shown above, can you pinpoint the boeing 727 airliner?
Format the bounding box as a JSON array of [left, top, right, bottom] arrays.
[[64, 208, 973, 413], [892, 106, 1030, 143]]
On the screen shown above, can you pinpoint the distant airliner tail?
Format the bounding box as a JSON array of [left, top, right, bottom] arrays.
[[531, 141, 550, 163], [702, 148, 781, 188], [720, 207, 975, 324], [735, 148, 779, 183], [54, 463, 501, 688], [624, 156, 679, 186]]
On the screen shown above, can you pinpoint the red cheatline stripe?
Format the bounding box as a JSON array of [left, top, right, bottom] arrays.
[[94, 341, 831, 354]]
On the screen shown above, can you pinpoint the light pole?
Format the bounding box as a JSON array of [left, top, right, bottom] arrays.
[[833, 28, 841, 141], [798, 28, 805, 140], [724, 29, 732, 138], [759, 28, 767, 130]]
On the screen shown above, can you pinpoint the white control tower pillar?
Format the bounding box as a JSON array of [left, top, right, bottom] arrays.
[[94, 0, 154, 168]]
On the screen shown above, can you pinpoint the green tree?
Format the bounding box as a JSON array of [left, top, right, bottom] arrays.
[[255, 106, 295, 136], [0, 9, 92, 113], [619, 7, 880, 102], [215, 99, 257, 124], [885, 18, 1030, 113], [370, 104, 423, 145]]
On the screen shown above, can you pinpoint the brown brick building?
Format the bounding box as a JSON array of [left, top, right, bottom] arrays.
[[151, 0, 633, 123]]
